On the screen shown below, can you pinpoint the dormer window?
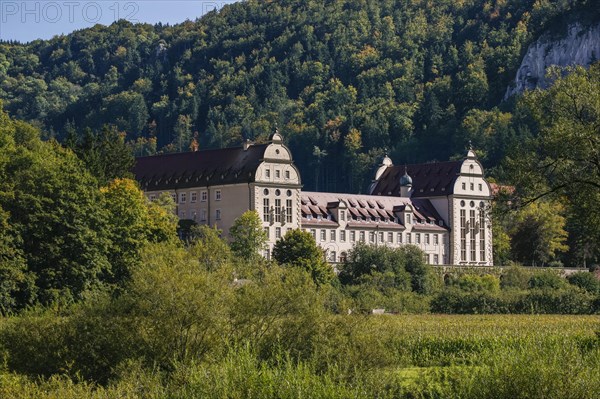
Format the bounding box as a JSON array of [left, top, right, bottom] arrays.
[[317, 215, 322, 221], [406, 214, 412, 224]]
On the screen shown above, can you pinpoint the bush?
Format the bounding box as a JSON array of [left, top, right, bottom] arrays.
[[431, 288, 511, 314], [340, 244, 439, 294], [447, 274, 500, 293], [515, 287, 595, 314], [528, 270, 566, 289], [272, 229, 334, 285], [500, 265, 530, 290], [567, 272, 600, 294]]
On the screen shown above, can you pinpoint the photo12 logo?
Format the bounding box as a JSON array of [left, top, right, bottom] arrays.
[[1, 1, 140, 25]]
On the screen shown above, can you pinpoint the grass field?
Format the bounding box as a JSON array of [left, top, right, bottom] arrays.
[[1, 314, 599, 398]]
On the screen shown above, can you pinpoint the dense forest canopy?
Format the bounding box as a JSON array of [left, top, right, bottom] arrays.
[[0, 0, 597, 192]]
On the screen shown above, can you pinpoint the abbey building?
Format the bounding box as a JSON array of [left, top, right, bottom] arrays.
[[134, 132, 493, 265]]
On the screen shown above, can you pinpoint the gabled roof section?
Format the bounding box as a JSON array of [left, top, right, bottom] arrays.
[[370, 160, 463, 198], [134, 144, 269, 191], [300, 191, 448, 231]]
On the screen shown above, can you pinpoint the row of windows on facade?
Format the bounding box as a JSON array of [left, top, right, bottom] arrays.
[[462, 182, 484, 192], [323, 251, 441, 264], [178, 209, 222, 221], [459, 209, 487, 262], [263, 247, 442, 265], [265, 169, 291, 180], [148, 190, 222, 204], [304, 211, 442, 227], [304, 229, 445, 246], [263, 199, 294, 223]]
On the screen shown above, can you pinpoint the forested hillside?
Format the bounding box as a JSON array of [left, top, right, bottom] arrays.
[[0, 0, 597, 192]]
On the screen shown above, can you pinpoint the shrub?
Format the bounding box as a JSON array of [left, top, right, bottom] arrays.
[[431, 288, 511, 314], [567, 272, 600, 294], [500, 265, 530, 290], [516, 287, 595, 314], [272, 229, 334, 285], [448, 274, 500, 293], [528, 270, 566, 289]]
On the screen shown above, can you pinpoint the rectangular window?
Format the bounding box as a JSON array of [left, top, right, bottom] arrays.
[[149, 194, 156, 201], [263, 198, 270, 222], [275, 199, 282, 223], [275, 227, 281, 239], [201, 191, 207, 202], [416, 233, 421, 244], [201, 209, 207, 222], [171, 193, 177, 203], [359, 231, 365, 242], [286, 200, 293, 223], [180, 192, 186, 204], [407, 233, 412, 244], [480, 210, 486, 261], [264, 227, 269, 239], [434, 234, 439, 245], [191, 192, 197, 203], [310, 229, 316, 239], [350, 231, 356, 242], [180, 210, 186, 219], [265, 169, 270, 178], [379, 232, 384, 243], [285, 170, 290, 179], [320, 230, 326, 241], [388, 232, 393, 243], [462, 182, 466, 190], [192, 211, 197, 221], [340, 231, 346, 242], [406, 214, 411, 224], [215, 209, 221, 220], [470, 210, 476, 261], [215, 190, 222, 201], [340, 211, 345, 221], [330, 230, 336, 242], [479, 183, 483, 191], [397, 233, 402, 244], [426, 254, 431, 264], [470, 183, 474, 190], [369, 232, 375, 243], [434, 254, 439, 265], [329, 251, 336, 262], [460, 209, 467, 261], [425, 234, 430, 245], [275, 170, 281, 178]]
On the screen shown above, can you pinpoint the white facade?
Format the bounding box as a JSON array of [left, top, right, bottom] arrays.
[[136, 135, 493, 266]]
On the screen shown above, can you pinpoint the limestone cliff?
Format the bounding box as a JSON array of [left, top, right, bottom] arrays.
[[505, 21, 600, 99]]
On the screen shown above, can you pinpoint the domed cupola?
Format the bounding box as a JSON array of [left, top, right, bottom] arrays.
[[400, 169, 412, 187], [400, 166, 412, 197]]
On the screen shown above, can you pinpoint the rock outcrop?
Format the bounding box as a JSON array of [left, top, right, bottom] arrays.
[[505, 21, 600, 99]]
